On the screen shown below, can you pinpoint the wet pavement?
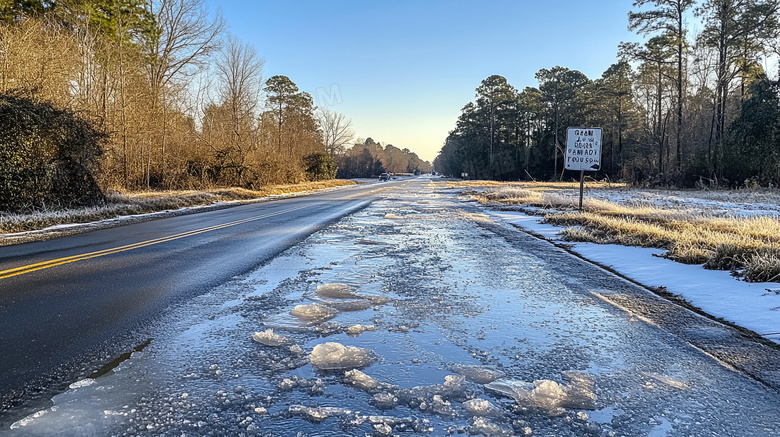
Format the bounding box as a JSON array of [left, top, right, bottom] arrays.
[[4, 177, 780, 436]]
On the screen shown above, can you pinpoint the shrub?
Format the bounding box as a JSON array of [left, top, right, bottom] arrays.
[[0, 93, 106, 211]]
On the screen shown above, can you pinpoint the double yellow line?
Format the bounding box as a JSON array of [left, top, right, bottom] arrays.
[[0, 204, 312, 280]]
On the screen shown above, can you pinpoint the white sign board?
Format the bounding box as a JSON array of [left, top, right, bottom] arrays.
[[565, 127, 602, 171]]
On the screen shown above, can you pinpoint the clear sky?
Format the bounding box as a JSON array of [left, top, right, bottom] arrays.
[[209, 0, 638, 162]]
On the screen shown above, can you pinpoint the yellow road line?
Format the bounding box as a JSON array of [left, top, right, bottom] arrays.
[[0, 204, 312, 280]]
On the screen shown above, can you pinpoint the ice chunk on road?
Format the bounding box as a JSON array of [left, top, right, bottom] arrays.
[[68, 379, 96, 389], [463, 398, 499, 417], [398, 374, 468, 405], [316, 283, 356, 298], [484, 379, 533, 402], [344, 369, 397, 397], [370, 392, 399, 410], [287, 405, 352, 422], [452, 364, 506, 384], [485, 371, 597, 411], [252, 329, 288, 346], [290, 303, 338, 322], [469, 417, 514, 436], [346, 324, 375, 336], [344, 369, 380, 390], [310, 342, 377, 370]]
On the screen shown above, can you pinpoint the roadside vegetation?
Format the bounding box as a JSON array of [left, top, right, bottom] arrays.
[[0, 180, 354, 235], [436, 1, 780, 189], [0, 2, 430, 217], [453, 181, 780, 283]]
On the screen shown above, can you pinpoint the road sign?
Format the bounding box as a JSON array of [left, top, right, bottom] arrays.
[[565, 127, 602, 171]]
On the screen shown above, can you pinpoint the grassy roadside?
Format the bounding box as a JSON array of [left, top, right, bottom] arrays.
[[450, 181, 780, 283], [0, 180, 356, 236]]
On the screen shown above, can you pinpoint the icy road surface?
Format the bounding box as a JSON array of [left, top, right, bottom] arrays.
[[5, 177, 780, 436]]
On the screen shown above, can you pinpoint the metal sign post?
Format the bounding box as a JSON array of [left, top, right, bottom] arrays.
[[564, 127, 602, 211]]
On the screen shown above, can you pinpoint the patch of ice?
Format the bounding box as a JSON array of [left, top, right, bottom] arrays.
[[252, 329, 288, 346], [68, 379, 96, 389], [645, 372, 690, 390], [346, 324, 376, 336], [290, 303, 339, 322], [310, 342, 377, 370], [463, 398, 499, 417], [370, 392, 399, 410], [469, 417, 514, 436], [452, 364, 506, 384], [316, 283, 356, 298], [431, 394, 454, 415], [287, 405, 351, 422], [384, 213, 404, 220], [485, 370, 597, 411], [398, 374, 468, 404], [10, 409, 49, 429]]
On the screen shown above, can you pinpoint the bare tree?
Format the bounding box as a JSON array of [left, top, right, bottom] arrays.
[[143, 0, 225, 186], [317, 108, 355, 157]]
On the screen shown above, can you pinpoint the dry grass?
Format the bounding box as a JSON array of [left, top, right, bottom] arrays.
[[0, 180, 355, 234], [459, 180, 780, 282]]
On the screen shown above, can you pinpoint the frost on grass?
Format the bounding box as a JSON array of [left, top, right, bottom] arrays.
[[451, 364, 506, 384], [485, 370, 596, 411], [251, 329, 288, 346], [316, 283, 356, 298], [309, 342, 377, 370], [290, 303, 339, 323]]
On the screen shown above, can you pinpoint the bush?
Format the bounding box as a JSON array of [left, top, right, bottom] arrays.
[[303, 152, 337, 181], [0, 93, 106, 211]]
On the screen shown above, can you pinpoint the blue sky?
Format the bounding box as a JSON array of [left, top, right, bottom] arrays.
[[209, 0, 638, 161]]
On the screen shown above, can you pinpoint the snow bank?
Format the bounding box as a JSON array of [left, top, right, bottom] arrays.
[[251, 329, 288, 346], [309, 342, 377, 370]]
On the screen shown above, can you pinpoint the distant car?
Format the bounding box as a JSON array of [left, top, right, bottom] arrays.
[[379, 173, 390, 181]]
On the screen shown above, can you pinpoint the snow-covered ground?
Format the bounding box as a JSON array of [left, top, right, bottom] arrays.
[[484, 196, 780, 345]]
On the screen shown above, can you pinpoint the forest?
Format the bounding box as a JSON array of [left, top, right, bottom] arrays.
[[0, 0, 432, 211], [434, 0, 780, 187]]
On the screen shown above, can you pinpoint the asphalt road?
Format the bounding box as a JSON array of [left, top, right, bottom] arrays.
[[5, 177, 780, 436], [0, 180, 403, 420]]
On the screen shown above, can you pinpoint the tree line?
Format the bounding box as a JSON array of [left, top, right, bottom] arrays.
[[336, 138, 431, 179], [435, 0, 780, 187], [1, 0, 398, 211]]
